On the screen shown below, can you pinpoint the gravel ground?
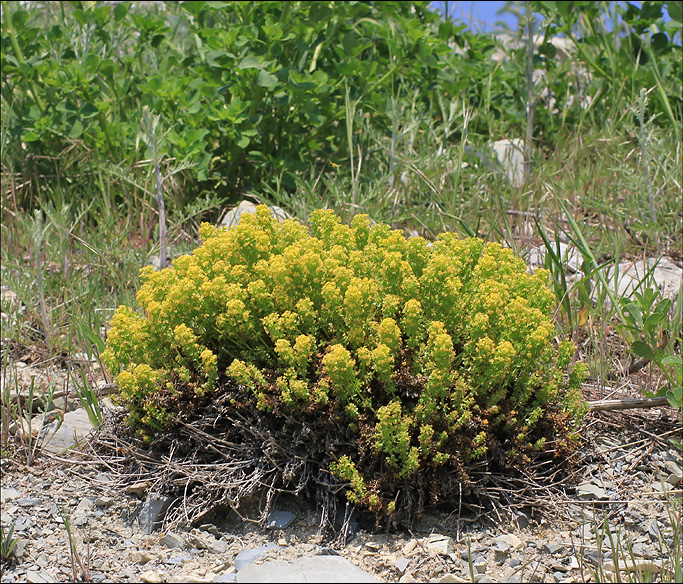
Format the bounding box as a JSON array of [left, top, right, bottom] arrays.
[[1, 410, 681, 584]]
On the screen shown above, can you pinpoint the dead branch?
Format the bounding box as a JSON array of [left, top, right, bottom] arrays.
[[587, 396, 671, 411]]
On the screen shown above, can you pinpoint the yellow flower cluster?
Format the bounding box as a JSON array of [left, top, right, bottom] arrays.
[[103, 205, 586, 510]]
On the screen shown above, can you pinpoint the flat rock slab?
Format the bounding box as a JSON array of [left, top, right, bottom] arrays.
[[235, 555, 381, 583]]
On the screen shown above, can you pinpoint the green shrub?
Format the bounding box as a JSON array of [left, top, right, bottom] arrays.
[[103, 205, 587, 517]]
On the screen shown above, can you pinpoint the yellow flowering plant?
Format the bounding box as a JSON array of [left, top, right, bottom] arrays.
[[103, 205, 587, 520]]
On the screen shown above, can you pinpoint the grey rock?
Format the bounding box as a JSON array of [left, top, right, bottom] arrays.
[[509, 558, 522, 568], [160, 531, 185, 549], [164, 553, 193, 565], [1, 487, 21, 502], [542, 542, 564, 555], [138, 493, 173, 534], [235, 555, 381, 583], [395, 557, 410, 573], [473, 558, 487, 574], [199, 523, 222, 537], [576, 482, 608, 500], [266, 510, 296, 529], [424, 534, 455, 555], [213, 575, 237, 583], [16, 497, 42, 507], [234, 542, 279, 572], [603, 257, 682, 303], [492, 138, 525, 187], [492, 534, 523, 553], [220, 200, 291, 230], [475, 576, 497, 584], [513, 510, 530, 530], [42, 408, 94, 453], [26, 572, 56, 583]]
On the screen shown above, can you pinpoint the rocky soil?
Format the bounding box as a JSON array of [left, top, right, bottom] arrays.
[[1, 404, 681, 584]]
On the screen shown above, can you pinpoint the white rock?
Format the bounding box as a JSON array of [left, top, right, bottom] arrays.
[[219, 200, 291, 230], [492, 139, 525, 187]]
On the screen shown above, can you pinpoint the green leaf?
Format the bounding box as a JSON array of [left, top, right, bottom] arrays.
[[80, 103, 99, 119], [68, 119, 84, 139], [661, 355, 683, 366], [239, 56, 261, 69], [624, 302, 643, 327], [643, 311, 666, 332], [666, 386, 682, 410], [20, 129, 40, 142], [113, 2, 130, 22], [257, 69, 278, 88], [181, 1, 206, 16], [632, 341, 655, 360], [84, 53, 100, 74], [667, 1, 682, 23]]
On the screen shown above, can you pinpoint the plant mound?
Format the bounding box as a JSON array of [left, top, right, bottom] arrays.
[[102, 205, 586, 526]]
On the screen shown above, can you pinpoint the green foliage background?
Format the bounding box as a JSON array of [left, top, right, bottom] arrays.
[[2, 0, 680, 215]]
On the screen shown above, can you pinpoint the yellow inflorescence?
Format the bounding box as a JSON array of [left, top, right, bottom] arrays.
[[102, 205, 586, 509]]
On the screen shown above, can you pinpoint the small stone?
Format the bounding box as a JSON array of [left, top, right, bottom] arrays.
[[130, 551, 155, 564], [126, 481, 151, 496], [493, 534, 524, 553], [76, 498, 95, 511], [576, 483, 608, 500], [424, 535, 455, 555], [199, 523, 222, 537], [0, 487, 21, 502], [95, 496, 115, 507], [433, 574, 467, 583], [212, 574, 237, 583], [402, 539, 418, 555], [543, 542, 564, 555], [475, 576, 496, 584], [140, 570, 163, 583], [513, 511, 530, 530], [160, 531, 185, 549], [509, 558, 521, 568], [395, 557, 410, 573], [473, 559, 487, 574], [234, 542, 279, 572], [16, 497, 42, 507], [26, 572, 56, 583], [138, 493, 172, 534], [266, 510, 295, 529]]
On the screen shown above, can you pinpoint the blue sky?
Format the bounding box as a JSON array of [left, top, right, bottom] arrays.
[[430, 1, 519, 32], [428, 1, 676, 35]]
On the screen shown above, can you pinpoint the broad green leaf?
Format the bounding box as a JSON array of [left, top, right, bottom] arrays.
[[632, 341, 655, 360], [68, 119, 84, 139], [20, 129, 40, 142], [113, 2, 130, 22], [257, 69, 278, 87], [661, 355, 683, 366], [667, 0, 682, 22], [181, 1, 206, 16], [239, 56, 261, 69], [83, 53, 100, 73], [624, 302, 643, 327], [80, 103, 99, 118], [263, 23, 283, 41], [643, 311, 666, 331], [666, 386, 682, 409]]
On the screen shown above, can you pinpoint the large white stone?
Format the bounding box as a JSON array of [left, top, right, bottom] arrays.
[[492, 139, 525, 187], [220, 200, 291, 229], [235, 555, 380, 583]]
